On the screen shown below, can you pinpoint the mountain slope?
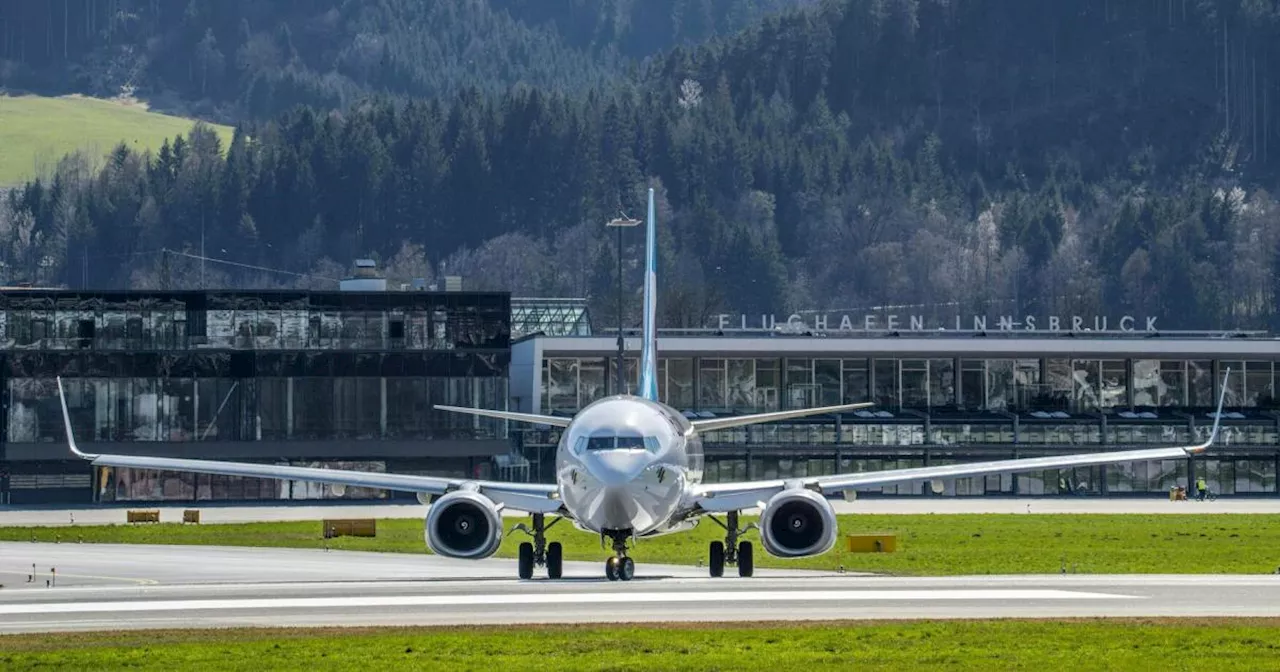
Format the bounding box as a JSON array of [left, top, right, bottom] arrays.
[[2, 0, 1279, 333], [647, 0, 1280, 183], [0, 0, 811, 121]]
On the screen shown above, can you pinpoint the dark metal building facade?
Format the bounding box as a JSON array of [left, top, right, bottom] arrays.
[[0, 289, 511, 504]]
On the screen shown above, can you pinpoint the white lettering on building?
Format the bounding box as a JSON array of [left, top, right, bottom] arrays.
[[709, 312, 1166, 333]]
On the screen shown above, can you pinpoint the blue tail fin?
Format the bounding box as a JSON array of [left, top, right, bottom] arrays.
[[638, 187, 659, 401]]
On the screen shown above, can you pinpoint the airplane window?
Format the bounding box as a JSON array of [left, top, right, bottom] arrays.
[[614, 436, 647, 451], [583, 435, 660, 451], [586, 437, 617, 452]]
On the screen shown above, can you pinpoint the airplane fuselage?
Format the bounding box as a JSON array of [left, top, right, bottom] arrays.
[[554, 395, 704, 536]]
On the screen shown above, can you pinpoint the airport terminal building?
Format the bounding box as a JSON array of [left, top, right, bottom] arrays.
[[2, 280, 1279, 504], [509, 319, 1280, 499]]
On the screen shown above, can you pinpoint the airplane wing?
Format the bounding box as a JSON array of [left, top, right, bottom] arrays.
[[433, 405, 573, 428], [693, 370, 1230, 513], [56, 378, 564, 514], [690, 402, 876, 432]]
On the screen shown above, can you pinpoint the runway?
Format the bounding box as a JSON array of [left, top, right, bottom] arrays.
[[1, 543, 1278, 633]]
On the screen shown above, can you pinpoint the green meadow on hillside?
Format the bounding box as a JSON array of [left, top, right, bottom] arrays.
[[0, 95, 234, 186]]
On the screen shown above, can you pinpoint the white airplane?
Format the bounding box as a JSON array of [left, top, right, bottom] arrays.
[[56, 188, 1229, 582]]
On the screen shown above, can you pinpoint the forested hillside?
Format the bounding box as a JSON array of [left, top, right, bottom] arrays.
[[3, 0, 1280, 331], [0, 0, 806, 120]]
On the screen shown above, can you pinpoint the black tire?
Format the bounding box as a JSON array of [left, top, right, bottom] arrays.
[[709, 541, 725, 578], [518, 542, 534, 580], [547, 541, 563, 579], [620, 557, 635, 581], [737, 541, 754, 578], [605, 557, 620, 581]]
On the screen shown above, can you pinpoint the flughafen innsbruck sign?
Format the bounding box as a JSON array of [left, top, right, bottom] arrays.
[[714, 312, 1162, 333]]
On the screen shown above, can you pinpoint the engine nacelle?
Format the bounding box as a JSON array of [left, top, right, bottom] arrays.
[[758, 487, 838, 558], [424, 490, 504, 560]]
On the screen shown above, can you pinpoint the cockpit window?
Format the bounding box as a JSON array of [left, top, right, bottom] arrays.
[[578, 434, 662, 452], [614, 436, 646, 451]]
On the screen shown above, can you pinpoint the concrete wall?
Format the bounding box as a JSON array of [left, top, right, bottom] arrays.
[[510, 338, 543, 413]]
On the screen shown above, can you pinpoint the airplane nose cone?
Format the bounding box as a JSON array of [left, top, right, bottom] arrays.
[[600, 488, 640, 528], [587, 451, 650, 487]]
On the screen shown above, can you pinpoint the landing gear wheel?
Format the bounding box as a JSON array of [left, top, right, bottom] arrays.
[[737, 541, 754, 577], [546, 541, 563, 579], [518, 542, 534, 580], [510, 513, 566, 580], [709, 541, 725, 578], [603, 530, 636, 582], [709, 510, 757, 578]]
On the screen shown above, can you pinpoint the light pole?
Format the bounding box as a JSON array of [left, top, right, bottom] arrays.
[[606, 214, 641, 395]]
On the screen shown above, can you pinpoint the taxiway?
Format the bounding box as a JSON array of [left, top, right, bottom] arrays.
[[1, 543, 1277, 633]]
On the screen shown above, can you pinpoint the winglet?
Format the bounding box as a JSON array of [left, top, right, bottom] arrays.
[[56, 377, 97, 460], [1187, 367, 1230, 455]]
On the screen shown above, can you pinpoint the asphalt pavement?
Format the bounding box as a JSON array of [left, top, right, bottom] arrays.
[[0, 543, 1276, 633]]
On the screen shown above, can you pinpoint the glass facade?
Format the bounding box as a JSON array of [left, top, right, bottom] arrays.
[[530, 352, 1280, 498], [17, 354, 506, 446], [510, 298, 591, 338], [0, 290, 511, 505], [543, 356, 1278, 415]]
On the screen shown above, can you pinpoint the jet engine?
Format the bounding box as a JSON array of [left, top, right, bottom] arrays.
[[424, 490, 504, 560], [758, 487, 838, 558]]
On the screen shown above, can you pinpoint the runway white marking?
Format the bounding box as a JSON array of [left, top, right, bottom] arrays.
[[1, 589, 1135, 615]]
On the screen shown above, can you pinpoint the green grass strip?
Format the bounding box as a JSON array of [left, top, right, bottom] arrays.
[[4, 514, 1279, 575], [1, 620, 1278, 670]]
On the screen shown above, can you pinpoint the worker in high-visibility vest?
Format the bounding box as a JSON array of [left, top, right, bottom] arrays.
[[1196, 476, 1208, 501]]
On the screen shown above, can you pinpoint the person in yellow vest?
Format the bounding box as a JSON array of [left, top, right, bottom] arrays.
[[1196, 476, 1208, 501]]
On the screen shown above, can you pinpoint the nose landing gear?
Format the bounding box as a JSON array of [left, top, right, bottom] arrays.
[[603, 529, 636, 581], [605, 555, 635, 581]]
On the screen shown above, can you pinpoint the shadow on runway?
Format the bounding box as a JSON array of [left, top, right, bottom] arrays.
[[171, 572, 853, 587], [166, 574, 690, 587]]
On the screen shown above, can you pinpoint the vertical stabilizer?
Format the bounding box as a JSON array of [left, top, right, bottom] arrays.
[[638, 187, 659, 401]]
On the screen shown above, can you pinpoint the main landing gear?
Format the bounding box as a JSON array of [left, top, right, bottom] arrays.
[[512, 513, 563, 580], [707, 510, 756, 578], [603, 530, 636, 581]]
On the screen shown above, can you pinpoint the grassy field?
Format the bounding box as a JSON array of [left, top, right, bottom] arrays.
[[0, 620, 1277, 670], [3, 513, 1279, 575], [0, 94, 234, 186]]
